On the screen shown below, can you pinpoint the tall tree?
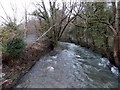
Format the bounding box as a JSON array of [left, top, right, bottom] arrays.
[[71, 2, 120, 68], [114, 1, 120, 68], [32, 0, 83, 46]]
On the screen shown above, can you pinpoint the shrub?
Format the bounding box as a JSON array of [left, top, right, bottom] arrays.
[[6, 38, 26, 59]]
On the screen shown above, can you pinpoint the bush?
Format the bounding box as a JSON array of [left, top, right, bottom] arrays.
[[6, 38, 26, 59]]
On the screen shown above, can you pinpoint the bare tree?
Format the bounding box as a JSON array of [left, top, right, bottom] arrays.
[[32, 0, 83, 45], [23, 3, 28, 41]]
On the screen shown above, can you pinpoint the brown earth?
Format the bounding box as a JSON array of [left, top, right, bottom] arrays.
[[1, 39, 52, 88]]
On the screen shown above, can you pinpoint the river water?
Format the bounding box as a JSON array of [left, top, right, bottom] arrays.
[[15, 42, 119, 88]]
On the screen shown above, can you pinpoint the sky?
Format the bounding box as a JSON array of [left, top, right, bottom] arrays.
[[0, 0, 40, 24], [0, 0, 119, 25], [0, 0, 55, 25], [0, 0, 65, 25], [0, 0, 68, 25]]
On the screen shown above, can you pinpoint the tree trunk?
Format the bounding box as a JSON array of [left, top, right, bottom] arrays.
[[114, 1, 120, 68], [113, 35, 120, 67], [112, 2, 116, 28]]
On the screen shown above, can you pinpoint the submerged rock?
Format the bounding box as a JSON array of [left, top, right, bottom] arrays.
[[75, 55, 81, 58], [52, 56, 57, 59], [111, 66, 119, 76], [47, 59, 53, 62], [47, 66, 54, 72]]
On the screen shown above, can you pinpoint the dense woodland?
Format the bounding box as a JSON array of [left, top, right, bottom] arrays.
[[31, 1, 120, 69], [0, 0, 120, 87]]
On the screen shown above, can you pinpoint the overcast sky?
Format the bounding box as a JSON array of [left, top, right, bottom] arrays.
[[0, 0, 51, 24], [0, 0, 118, 25], [0, 0, 72, 24]]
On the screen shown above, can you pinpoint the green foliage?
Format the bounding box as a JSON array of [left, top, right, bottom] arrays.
[[1, 21, 25, 54], [0, 44, 2, 52], [5, 22, 18, 31], [6, 38, 26, 59], [67, 2, 114, 55]]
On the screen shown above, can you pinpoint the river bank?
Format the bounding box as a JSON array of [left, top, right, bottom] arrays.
[[2, 38, 52, 88]]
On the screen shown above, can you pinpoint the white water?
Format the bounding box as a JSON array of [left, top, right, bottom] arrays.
[[15, 42, 119, 88]]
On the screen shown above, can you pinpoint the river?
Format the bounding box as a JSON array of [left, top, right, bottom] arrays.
[[15, 42, 119, 88]]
